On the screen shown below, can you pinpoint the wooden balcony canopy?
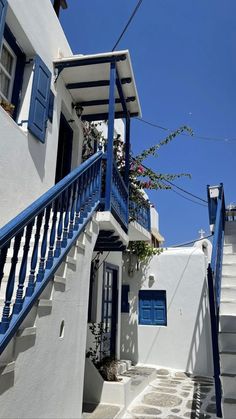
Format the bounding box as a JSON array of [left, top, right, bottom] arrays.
[[53, 50, 142, 121]]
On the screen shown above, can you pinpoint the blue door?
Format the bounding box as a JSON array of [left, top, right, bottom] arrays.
[[101, 264, 118, 358]]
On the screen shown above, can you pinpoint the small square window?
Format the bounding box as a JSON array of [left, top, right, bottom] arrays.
[[139, 290, 167, 326]]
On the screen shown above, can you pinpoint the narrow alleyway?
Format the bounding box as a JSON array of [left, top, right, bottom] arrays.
[[123, 368, 216, 419]]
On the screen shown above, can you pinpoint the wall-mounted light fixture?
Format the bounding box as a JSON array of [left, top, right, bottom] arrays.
[[73, 103, 84, 118]]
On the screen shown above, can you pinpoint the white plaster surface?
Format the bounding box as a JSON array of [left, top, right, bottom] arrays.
[[0, 222, 99, 419], [121, 247, 214, 376], [0, 1, 83, 227]]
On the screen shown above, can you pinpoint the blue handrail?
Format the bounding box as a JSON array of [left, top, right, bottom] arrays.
[[207, 183, 225, 418], [0, 151, 103, 354]]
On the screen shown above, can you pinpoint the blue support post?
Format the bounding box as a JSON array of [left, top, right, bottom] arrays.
[[124, 114, 131, 187], [105, 61, 116, 211]]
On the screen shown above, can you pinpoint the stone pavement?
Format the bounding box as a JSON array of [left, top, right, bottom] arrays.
[[123, 368, 217, 419]]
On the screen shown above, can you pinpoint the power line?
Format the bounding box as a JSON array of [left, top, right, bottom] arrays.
[[167, 186, 208, 207], [136, 117, 236, 143], [112, 0, 143, 51], [164, 179, 208, 203], [169, 233, 213, 248]]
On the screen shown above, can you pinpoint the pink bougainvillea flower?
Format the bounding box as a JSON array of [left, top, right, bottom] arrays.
[[137, 165, 145, 174]]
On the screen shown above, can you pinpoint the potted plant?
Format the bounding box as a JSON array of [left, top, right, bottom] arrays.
[[0, 99, 15, 117]]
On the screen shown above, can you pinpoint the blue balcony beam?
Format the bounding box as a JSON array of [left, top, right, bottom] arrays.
[[78, 97, 135, 108], [105, 61, 116, 211], [54, 54, 127, 78], [66, 77, 132, 90], [81, 111, 138, 121]]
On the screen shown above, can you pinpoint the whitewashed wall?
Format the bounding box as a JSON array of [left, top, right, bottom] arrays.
[[121, 247, 214, 376], [0, 221, 99, 419], [0, 0, 83, 226]]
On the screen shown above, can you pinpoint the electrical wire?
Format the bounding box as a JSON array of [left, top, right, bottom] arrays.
[[167, 186, 208, 207], [112, 0, 143, 51], [163, 179, 208, 203], [136, 117, 236, 143], [169, 233, 213, 248]]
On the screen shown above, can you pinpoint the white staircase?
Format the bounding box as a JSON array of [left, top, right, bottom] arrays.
[[219, 220, 236, 418]]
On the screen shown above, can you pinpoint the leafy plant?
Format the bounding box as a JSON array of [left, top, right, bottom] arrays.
[[128, 241, 163, 264], [86, 322, 108, 366]]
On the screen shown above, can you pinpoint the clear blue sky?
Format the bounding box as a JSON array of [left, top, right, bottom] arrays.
[[60, 0, 235, 246]]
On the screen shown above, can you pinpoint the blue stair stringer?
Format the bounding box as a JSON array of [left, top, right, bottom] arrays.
[[0, 151, 103, 355]]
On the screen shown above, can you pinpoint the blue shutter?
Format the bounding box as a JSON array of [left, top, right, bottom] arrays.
[[139, 291, 152, 325], [121, 285, 130, 313], [153, 296, 166, 325], [0, 0, 7, 46], [28, 55, 51, 143], [139, 290, 167, 326]]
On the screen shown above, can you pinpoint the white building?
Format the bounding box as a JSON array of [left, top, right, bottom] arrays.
[[0, 2, 235, 418]]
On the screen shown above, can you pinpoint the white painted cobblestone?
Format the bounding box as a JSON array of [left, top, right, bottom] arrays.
[[123, 368, 216, 419]]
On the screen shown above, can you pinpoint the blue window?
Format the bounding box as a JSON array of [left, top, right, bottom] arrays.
[[0, 0, 7, 45], [121, 284, 130, 313], [1, 25, 26, 119], [139, 290, 167, 326], [28, 55, 52, 143]]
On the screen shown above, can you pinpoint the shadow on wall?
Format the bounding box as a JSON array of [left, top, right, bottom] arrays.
[[142, 249, 197, 365], [120, 253, 148, 364], [186, 278, 213, 376]]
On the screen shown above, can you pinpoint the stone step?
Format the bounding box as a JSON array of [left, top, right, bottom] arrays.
[[222, 263, 236, 276], [223, 244, 236, 254], [219, 332, 236, 352], [220, 313, 236, 333], [224, 235, 236, 245], [222, 275, 236, 287], [223, 254, 236, 264], [220, 351, 236, 374], [220, 301, 236, 317], [221, 286, 236, 300], [221, 373, 236, 398], [225, 221, 236, 234], [222, 397, 236, 419]]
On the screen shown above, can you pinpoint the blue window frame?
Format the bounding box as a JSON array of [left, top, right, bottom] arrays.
[[139, 290, 167, 326], [1, 25, 26, 120], [0, 0, 7, 44]]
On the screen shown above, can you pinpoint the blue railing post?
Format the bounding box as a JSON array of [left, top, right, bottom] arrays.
[[105, 61, 116, 211], [207, 183, 225, 418]]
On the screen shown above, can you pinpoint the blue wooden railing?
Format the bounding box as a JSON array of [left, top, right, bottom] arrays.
[[111, 162, 129, 230], [0, 151, 102, 354], [129, 196, 151, 231], [207, 183, 225, 418]]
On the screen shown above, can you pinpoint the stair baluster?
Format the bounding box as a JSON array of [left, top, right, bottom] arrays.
[[46, 199, 58, 269], [13, 221, 34, 314], [0, 231, 23, 332], [68, 181, 78, 239], [55, 194, 64, 257], [62, 186, 71, 248], [26, 212, 44, 296], [0, 241, 10, 290], [37, 205, 51, 282]]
